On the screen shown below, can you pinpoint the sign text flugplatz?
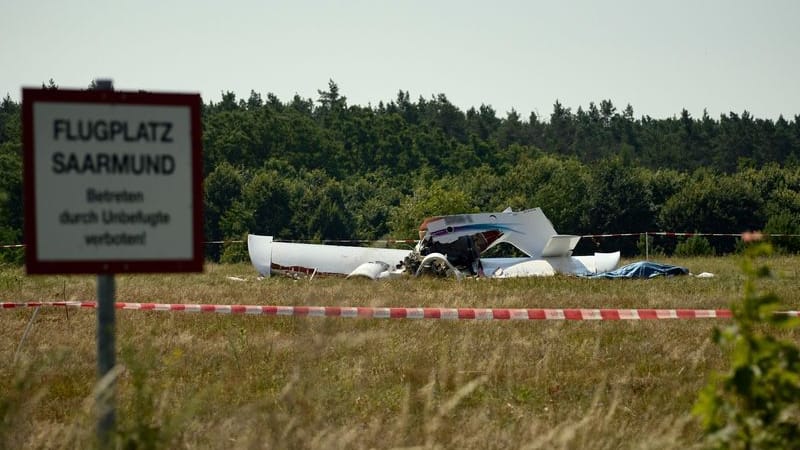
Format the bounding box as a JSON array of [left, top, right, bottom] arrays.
[[23, 89, 203, 274]]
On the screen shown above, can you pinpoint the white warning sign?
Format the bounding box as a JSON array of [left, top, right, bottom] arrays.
[[23, 89, 203, 274]]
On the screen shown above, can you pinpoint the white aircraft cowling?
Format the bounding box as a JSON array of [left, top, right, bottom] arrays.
[[346, 261, 407, 280]]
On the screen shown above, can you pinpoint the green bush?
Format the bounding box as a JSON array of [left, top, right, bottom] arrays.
[[693, 242, 800, 448], [674, 234, 715, 257], [0, 226, 23, 265], [658, 172, 764, 254], [764, 213, 800, 254], [220, 235, 249, 264], [636, 233, 664, 258]]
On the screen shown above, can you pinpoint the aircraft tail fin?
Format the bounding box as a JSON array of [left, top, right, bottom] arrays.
[[247, 234, 273, 277]]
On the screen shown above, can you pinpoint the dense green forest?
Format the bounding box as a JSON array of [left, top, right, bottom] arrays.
[[2, 80, 800, 262]]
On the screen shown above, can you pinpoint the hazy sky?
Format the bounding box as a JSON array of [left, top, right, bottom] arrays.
[[3, 0, 798, 120]]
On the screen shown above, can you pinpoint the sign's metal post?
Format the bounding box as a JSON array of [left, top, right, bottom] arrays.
[[96, 273, 115, 446], [94, 78, 115, 448]]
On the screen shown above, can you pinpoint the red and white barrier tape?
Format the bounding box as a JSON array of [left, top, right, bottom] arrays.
[[580, 233, 644, 238], [5, 301, 799, 320]]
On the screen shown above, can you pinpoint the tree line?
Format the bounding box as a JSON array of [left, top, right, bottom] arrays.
[[2, 80, 800, 263]]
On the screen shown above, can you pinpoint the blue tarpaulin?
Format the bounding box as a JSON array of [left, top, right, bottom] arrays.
[[590, 261, 689, 279]]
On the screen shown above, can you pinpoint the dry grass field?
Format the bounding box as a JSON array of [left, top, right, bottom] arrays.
[[2, 255, 799, 449]]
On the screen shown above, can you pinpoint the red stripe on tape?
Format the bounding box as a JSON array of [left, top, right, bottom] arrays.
[[493, 309, 511, 320], [458, 309, 475, 319], [637, 309, 657, 319], [528, 309, 546, 320], [716, 309, 733, 318], [601, 309, 621, 320]]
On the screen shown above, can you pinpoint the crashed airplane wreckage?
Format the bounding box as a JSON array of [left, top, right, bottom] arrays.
[[248, 208, 620, 280]]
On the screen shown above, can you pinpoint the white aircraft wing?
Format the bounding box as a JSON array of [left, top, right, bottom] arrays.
[[247, 234, 411, 279]]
